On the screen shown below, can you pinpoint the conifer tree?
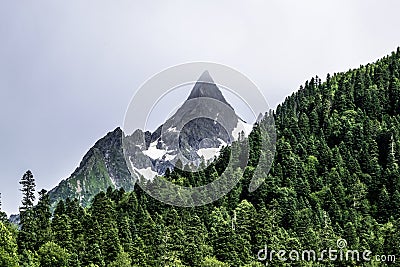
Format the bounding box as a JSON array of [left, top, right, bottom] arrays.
[[51, 213, 73, 252], [18, 170, 36, 252], [33, 189, 52, 250], [83, 218, 105, 267], [182, 215, 210, 267], [90, 192, 122, 264]]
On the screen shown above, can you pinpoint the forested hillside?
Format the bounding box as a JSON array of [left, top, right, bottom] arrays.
[[1, 48, 400, 266]]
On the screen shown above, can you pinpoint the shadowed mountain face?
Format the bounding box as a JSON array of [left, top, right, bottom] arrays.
[[187, 70, 233, 109], [48, 127, 132, 209], [48, 71, 253, 208]]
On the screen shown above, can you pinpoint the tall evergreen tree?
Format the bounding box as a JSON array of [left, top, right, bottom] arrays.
[[33, 189, 52, 251], [18, 170, 36, 252], [90, 192, 122, 265]]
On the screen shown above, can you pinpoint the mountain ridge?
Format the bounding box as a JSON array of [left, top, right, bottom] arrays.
[[186, 70, 233, 109], [48, 127, 132, 208]]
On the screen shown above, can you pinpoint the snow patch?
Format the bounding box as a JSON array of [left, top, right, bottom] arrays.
[[214, 113, 220, 124], [76, 180, 82, 194], [143, 141, 166, 159], [109, 175, 117, 188], [217, 138, 227, 147], [232, 120, 253, 140], [164, 153, 176, 161], [197, 139, 227, 161], [197, 147, 220, 161], [133, 166, 158, 180], [167, 127, 178, 132]]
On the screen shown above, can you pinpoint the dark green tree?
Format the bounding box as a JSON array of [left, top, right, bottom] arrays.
[[33, 189, 52, 250], [18, 170, 36, 252]]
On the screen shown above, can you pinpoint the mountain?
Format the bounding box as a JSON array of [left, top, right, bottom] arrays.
[[48, 71, 252, 208], [48, 127, 132, 208], [186, 70, 233, 108]]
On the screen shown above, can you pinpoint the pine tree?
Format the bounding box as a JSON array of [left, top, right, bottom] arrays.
[[377, 186, 391, 223], [90, 192, 122, 264], [392, 190, 400, 219], [33, 189, 52, 250], [160, 208, 187, 265], [209, 207, 238, 266], [182, 214, 210, 267], [83, 217, 105, 267], [233, 200, 255, 265], [51, 213, 73, 252], [18, 170, 36, 252], [117, 215, 133, 256], [131, 236, 148, 267], [19, 170, 36, 214]]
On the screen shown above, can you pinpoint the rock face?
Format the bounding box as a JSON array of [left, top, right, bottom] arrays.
[[186, 70, 233, 109], [48, 71, 253, 208]]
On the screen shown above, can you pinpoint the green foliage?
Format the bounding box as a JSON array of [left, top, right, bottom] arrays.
[[38, 241, 70, 267], [108, 252, 131, 267], [201, 257, 230, 267], [0, 222, 19, 267], [19, 249, 40, 267], [19, 170, 36, 212], [33, 189, 52, 251], [18, 170, 37, 252], [242, 262, 264, 267]]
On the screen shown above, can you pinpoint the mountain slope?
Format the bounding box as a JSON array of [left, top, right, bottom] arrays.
[[48, 127, 133, 208]]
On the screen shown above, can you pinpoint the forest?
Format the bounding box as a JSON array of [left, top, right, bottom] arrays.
[[1, 48, 400, 266]]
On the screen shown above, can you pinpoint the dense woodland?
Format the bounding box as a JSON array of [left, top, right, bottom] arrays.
[[1, 48, 400, 266]]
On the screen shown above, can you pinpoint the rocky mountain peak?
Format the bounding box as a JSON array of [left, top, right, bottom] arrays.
[[187, 70, 232, 109]]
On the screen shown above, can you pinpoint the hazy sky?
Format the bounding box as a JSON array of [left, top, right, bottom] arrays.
[[1, 0, 400, 214]]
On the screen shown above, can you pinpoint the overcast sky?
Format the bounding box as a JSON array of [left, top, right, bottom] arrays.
[[1, 0, 400, 214]]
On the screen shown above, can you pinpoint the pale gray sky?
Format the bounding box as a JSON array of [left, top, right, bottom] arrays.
[[1, 0, 400, 214]]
